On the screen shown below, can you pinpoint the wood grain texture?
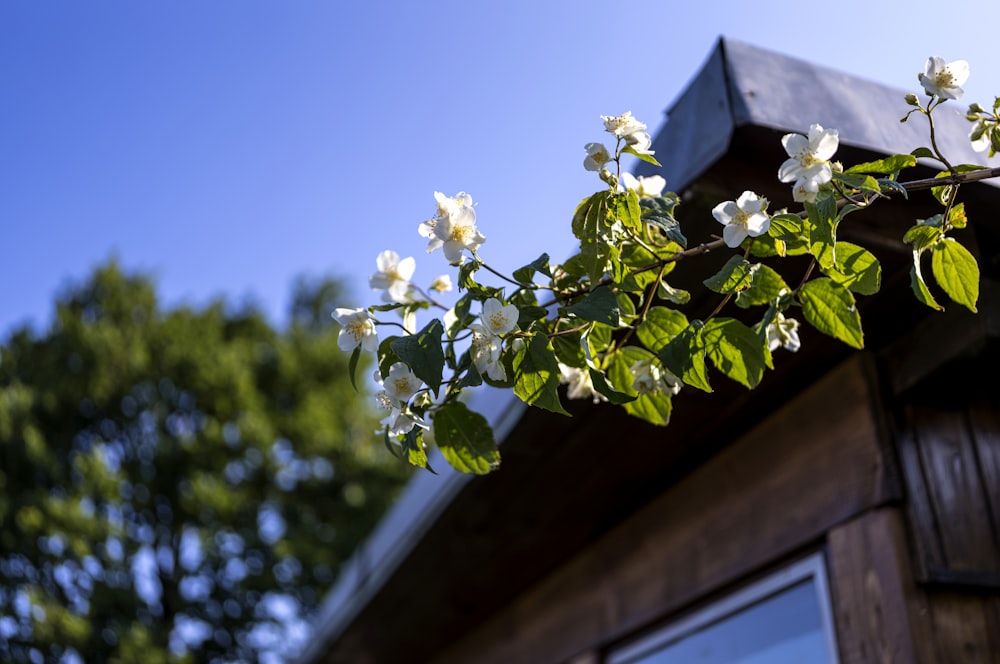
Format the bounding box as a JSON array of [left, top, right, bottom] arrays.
[[433, 355, 892, 664], [827, 508, 928, 664]]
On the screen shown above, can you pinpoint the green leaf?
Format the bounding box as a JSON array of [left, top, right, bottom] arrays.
[[606, 347, 673, 426], [948, 202, 967, 229], [703, 255, 754, 295], [823, 241, 881, 295], [804, 197, 837, 269], [572, 190, 611, 242], [932, 238, 979, 312], [389, 319, 445, 391], [551, 328, 586, 368], [512, 334, 570, 416], [610, 190, 642, 232], [910, 260, 943, 311], [377, 336, 403, 377], [658, 321, 712, 392], [640, 194, 686, 247], [513, 253, 552, 284], [348, 347, 362, 392], [579, 238, 612, 285], [586, 322, 614, 355], [587, 366, 636, 405], [764, 213, 809, 256], [622, 146, 662, 166], [833, 172, 881, 193], [564, 286, 621, 327], [620, 243, 660, 292], [636, 306, 689, 353], [457, 261, 480, 291], [701, 318, 768, 389], [911, 147, 935, 159], [447, 294, 476, 338], [799, 278, 864, 349], [878, 178, 909, 200], [434, 402, 500, 475], [904, 223, 943, 252], [400, 429, 435, 472], [735, 264, 789, 308], [845, 154, 917, 174], [657, 281, 691, 304]]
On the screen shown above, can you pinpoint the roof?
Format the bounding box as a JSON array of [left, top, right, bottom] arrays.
[[298, 37, 1000, 664], [634, 37, 996, 191]]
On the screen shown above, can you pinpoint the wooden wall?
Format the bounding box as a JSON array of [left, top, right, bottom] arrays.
[[430, 350, 1000, 664], [432, 355, 898, 664]]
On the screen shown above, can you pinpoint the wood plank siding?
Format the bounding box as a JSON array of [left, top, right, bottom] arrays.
[[433, 355, 896, 664]]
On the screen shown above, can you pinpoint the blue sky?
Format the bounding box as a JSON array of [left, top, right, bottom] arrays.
[[4, 1, 1000, 340]]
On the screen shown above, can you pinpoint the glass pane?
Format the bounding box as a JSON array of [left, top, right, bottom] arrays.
[[620, 580, 830, 664]]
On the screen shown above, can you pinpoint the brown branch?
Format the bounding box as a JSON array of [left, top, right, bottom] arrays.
[[897, 166, 1000, 191]]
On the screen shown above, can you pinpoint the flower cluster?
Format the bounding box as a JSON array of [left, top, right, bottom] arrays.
[[558, 365, 607, 404], [583, 111, 655, 175], [375, 362, 425, 435], [470, 298, 519, 381], [629, 359, 682, 397], [327, 55, 988, 476]]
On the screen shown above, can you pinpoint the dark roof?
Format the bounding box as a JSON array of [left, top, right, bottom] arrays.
[[299, 37, 1000, 664], [635, 37, 996, 191]]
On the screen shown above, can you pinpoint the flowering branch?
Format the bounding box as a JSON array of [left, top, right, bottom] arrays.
[[332, 55, 995, 476]]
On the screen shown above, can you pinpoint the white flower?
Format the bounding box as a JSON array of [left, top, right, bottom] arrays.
[[621, 173, 666, 198], [481, 298, 518, 336], [369, 250, 416, 304], [469, 323, 506, 381], [919, 57, 969, 100], [601, 111, 647, 138], [766, 313, 801, 353], [584, 142, 612, 171], [791, 178, 820, 204], [419, 192, 485, 265], [629, 359, 682, 396], [383, 362, 423, 402], [778, 124, 839, 189], [625, 131, 654, 155], [970, 121, 991, 153], [711, 191, 770, 248], [332, 307, 378, 352], [558, 364, 607, 404], [429, 274, 453, 293], [382, 409, 424, 436]]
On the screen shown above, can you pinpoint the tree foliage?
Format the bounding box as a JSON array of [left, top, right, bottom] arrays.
[[0, 262, 410, 663]]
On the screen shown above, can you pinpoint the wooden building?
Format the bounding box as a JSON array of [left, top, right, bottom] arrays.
[[299, 38, 1000, 664]]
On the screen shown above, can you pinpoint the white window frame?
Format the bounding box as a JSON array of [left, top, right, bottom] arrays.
[[606, 553, 840, 664]]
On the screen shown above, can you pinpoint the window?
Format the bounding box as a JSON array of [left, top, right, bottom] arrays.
[[606, 554, 839, 664]]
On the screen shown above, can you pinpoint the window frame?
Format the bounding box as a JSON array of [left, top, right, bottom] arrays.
[[606, 553, 840, 664]]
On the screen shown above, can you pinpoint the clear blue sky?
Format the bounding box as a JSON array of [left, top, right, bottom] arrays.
[[4, 0, 1000, 340]]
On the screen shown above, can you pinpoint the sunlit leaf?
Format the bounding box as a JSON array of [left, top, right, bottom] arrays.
[[434, 402, 500, 475], [932, 238, 979, 312]]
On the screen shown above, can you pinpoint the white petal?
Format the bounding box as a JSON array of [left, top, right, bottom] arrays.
[[736, 191, 760, 211], [396, 256, 416, 281], [949, 60, 970, 86], [722, 224, 746, 248], [781, 133, 809, 158], [375, 250, 399, 272], [777, 157, 802, 183], [712, 200, 737, 225]]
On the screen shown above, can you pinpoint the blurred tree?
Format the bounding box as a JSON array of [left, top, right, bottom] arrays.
[[0, 261, 410, 663]]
